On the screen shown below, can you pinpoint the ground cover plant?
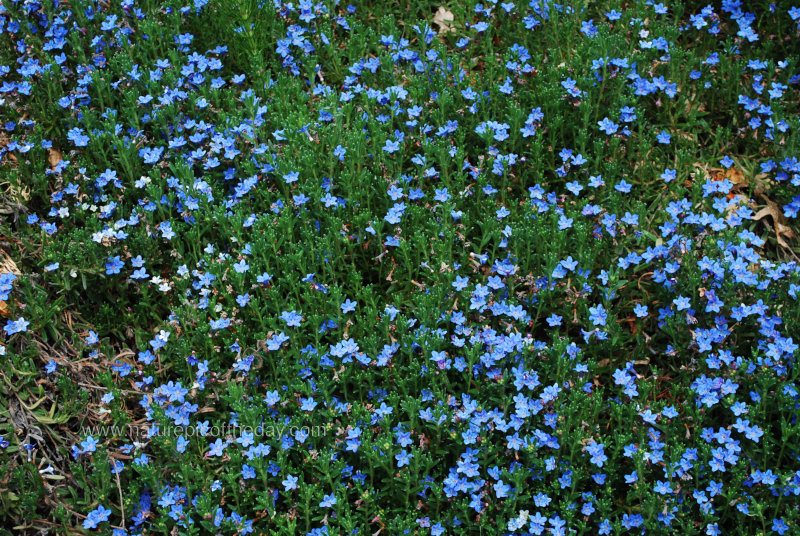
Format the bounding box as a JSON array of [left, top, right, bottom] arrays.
[[1, 0, 800, 534]]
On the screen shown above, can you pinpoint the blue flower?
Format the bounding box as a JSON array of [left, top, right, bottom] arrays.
[[207, 438, 226, 457], [494, 479, 511, 498], [614, 180, 632, 193], [588, 304, 607, 326], [654, 480, 673, 494], [242, 464, 256, 479], [282, 474, 298, 491], [772, 519, 789, 535], [319, 493, 337, 507], [662, 406, 678, 418], [434, 188, 451, 202], [4, 317, 29, 335], [452, 275, 469, 291], [81, 436, 98, 454], [105, 256, 124, 275], [395, 449, 413, 467], [85, 330, 99, 345], [300, 397, 317, 411], [674, 295, 691, 311], [83, 505, 112, 529], [598, 117, 618, 135], [341, 298, 357, 314], [67, 127, 90, 147], [546, 314, 562, 327]]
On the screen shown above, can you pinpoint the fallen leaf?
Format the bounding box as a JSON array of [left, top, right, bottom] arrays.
[[0, 249, 20, 275], [47, 147, 62, 170], [753, 195, 796, 249], [724, 166, 745, 185], [432, 6, 455, 34]]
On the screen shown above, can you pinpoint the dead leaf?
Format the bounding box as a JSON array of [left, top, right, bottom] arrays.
[[724, 166, 745, 186], [432, 7, 455, 34], [47, 147, 62, 170], [0, 249, 19, 275], [753, 195, 796, 250]]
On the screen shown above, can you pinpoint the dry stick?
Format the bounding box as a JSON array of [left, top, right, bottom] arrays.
[[114, 461, 125, 530], [77, 381, 140, 395], [114, 464, 126, 529]]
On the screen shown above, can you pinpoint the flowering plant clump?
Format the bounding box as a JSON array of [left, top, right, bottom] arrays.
[[1, 0, 800, 535]]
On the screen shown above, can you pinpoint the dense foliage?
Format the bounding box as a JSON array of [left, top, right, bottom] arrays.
[[1, 0, 800, 534]]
